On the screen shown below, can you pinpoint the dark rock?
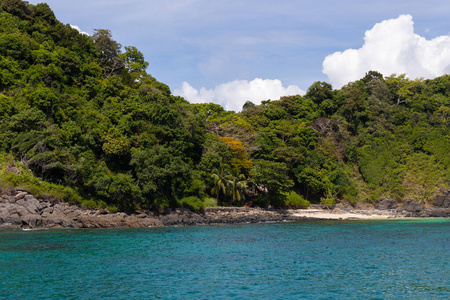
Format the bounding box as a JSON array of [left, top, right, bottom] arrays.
[[434, 193, 450, 208], [399, 199, 422, 213], [375, 198, 398, 210], [421, 208, 450, 218], [160, 214, 183, 226], [6, 189, 16, 196], [96, 208, 109, 215], [162, 208, 174, 215]]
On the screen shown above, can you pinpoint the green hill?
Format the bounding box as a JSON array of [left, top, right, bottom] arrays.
[[1, 0, 449, 212]]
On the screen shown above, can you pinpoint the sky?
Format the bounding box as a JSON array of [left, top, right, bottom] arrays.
[[27, 0, 450, 111]]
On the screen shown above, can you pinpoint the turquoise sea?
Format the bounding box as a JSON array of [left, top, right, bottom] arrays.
[[0, 219, 449, 299]]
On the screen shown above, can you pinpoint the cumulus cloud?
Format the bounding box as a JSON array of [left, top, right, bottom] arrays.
[[174, 79, 305, 111], [70, 24, 89, 36], [323, 14, 450, 88]]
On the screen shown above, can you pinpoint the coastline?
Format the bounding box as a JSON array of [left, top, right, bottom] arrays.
[[1, 189, 449, 229]]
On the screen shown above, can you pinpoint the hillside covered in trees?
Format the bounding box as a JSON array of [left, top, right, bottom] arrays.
[[0, 0, 449, 213]]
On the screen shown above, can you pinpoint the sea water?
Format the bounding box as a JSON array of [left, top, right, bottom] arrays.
[[0, 219, 449, 299]]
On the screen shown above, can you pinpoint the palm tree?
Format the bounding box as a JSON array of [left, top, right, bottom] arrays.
[[228, 173, 247, 205], [211, 168, 229, 202]]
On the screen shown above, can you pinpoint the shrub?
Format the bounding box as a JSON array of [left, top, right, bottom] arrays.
[[179, 196, 205, 212], [285, 191, 310, 209], [81, 199, 97, 209], [203, 197, 217, 207], [320, 197, 335, 207], [107, 205, 119, 213], [0, 153, 86, 206]]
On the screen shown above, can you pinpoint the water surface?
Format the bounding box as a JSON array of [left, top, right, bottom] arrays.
[[1, 219, 449, 299]]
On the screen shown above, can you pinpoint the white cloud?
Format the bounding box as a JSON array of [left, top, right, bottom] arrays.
[[174, 79, 305, 112], [322, 14, 450, 88], [70, 24, 89, 36]]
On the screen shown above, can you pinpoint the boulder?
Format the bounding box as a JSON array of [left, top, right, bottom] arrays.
[[15, 199, 39, 214], [399, 199, 422, 213], [75, 215, 105, 228], [434, 193, 450, 208], [15, 205, 32, 217], [41, 206, 54, 215], [123, 215, 163, 227], [375, 198, 398, 210], [2, 213, 22, 226], [41, 216, 72, 228], [160, 213, 184, 226], [95, 208, 109, 215], [14, 192, 28, 201], [21, 215, 42, 228], [421, 208, 450, 218]]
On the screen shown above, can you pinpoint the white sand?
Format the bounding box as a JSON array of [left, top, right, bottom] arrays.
[[291, 209, 402, 220]]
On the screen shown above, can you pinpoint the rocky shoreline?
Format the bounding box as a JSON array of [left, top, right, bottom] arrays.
[[1, 189, 449, 229]]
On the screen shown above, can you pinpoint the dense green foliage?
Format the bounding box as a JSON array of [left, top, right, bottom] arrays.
[[0, 1, 449, 211]]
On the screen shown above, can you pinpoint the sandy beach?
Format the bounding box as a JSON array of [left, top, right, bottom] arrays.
[[290, 208, 400, 220]]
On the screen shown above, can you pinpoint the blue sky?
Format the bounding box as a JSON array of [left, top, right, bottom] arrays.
[[28, 0, 450, 111]]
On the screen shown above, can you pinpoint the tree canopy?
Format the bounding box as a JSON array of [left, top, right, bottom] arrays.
[[0, 1, 449, 211]]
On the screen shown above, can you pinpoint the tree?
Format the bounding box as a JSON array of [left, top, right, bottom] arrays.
[[92, 29, 123, 77], [121, 46, 148, 74], [33, 3, 57, 25], [337, 81, 369, 132], [228, 173, 247, 205], [361, 70, 384, 84], [305, 81, 333, 105], [385, 74, 424, 105], [251, 159, 293, 208], [1, 0, 32, 20], [219, 136, 252, 175], [242, 100, 255, 111], [211, 167, 229, 203], [130, 145, 192, 207]]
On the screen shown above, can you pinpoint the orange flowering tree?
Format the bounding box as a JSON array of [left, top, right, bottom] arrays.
[[219, 136, 251, 176]]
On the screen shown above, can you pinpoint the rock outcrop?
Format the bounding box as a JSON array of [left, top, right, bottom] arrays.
[[375, 198, 398, 210], [394, 193, 450, 217], [399, 199, 423, 213], [0, 190, 323, 229], [434, 190, 450, 209], [0, 189, 163, 228], [425, 190, 450, 217], [1, 189, 449, 229]]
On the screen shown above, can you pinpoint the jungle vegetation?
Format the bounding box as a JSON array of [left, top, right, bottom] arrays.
[[0, 0, 449, 212]]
